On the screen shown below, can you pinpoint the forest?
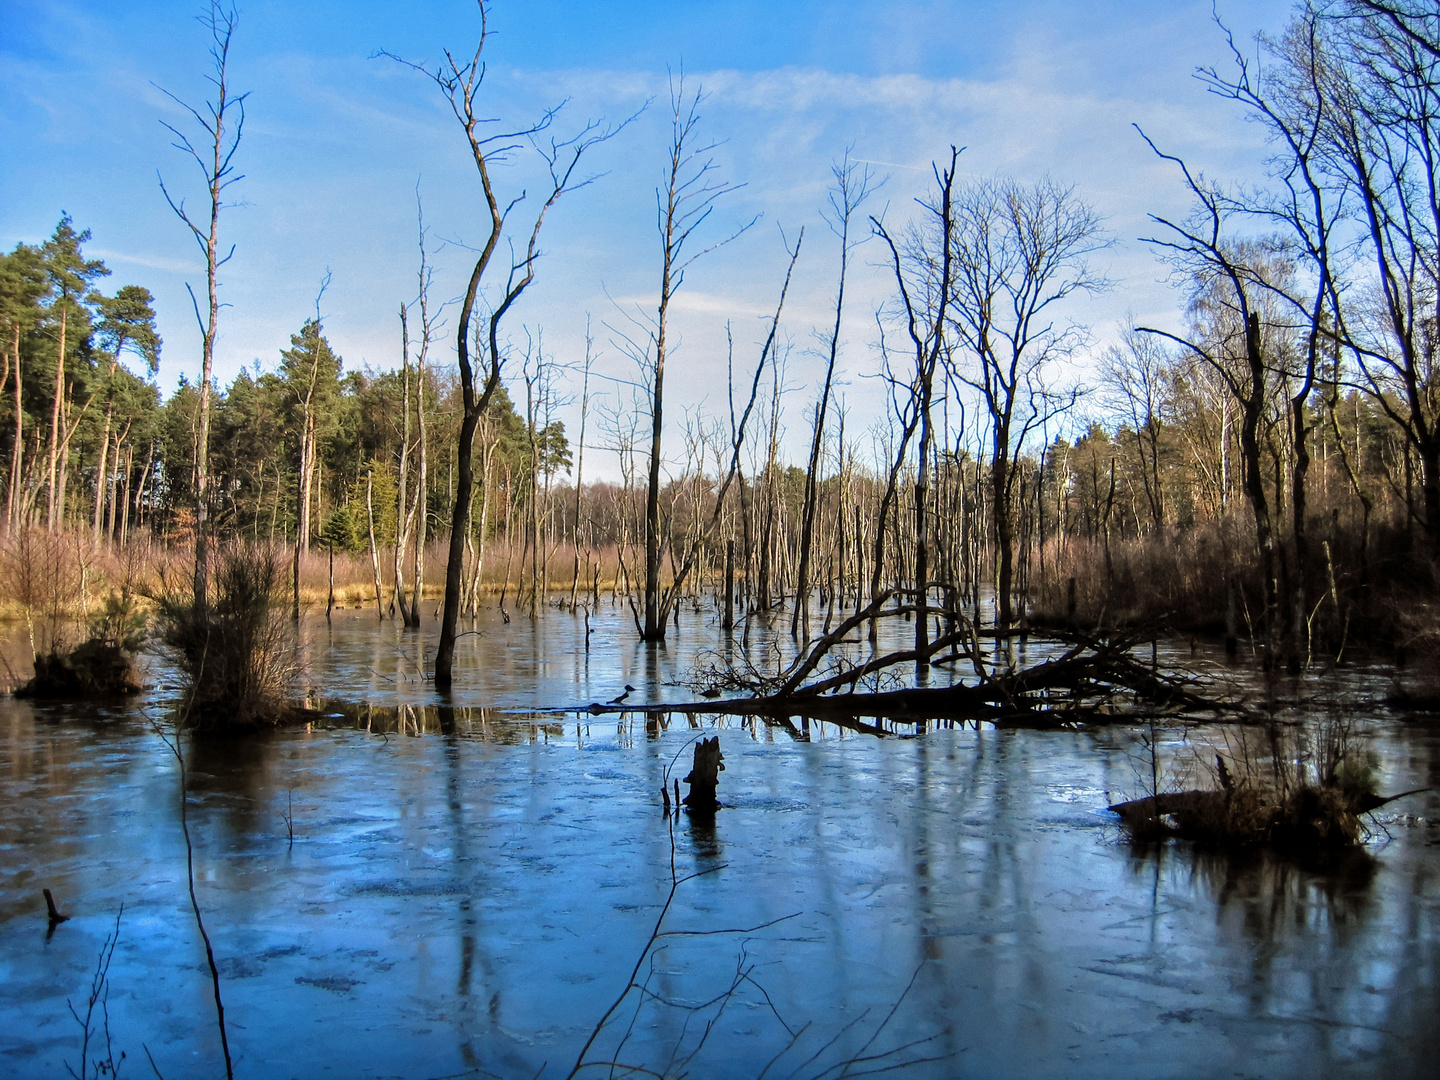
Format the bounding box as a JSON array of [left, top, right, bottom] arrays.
[[0, 0, 1437, 677]]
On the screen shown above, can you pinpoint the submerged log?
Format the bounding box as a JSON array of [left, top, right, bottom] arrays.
[[43, 888, 69, 926], [682, 736, 724, 814]]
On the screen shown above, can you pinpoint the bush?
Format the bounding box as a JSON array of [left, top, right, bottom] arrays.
[[1110, 715, 1384, 850], [17, 588, 148, 699], [152, 543, 297, 730]]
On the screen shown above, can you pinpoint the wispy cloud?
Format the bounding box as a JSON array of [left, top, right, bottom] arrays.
[[92, 249, 202, 275]]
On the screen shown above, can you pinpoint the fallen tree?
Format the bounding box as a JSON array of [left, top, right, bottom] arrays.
[[586, 611, 1239, 727]]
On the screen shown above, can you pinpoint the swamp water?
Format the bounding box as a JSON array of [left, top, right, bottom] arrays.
[[2, 603, 1439, 1078]]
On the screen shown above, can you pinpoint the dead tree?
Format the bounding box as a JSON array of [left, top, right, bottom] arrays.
[[634, 231, 801, 639], [946, 175, 1109, 632], [407, 194, 435, 628], [640, 74, 752, 642], [792, 155, 876, 640], [385, 0, 624, 689], [1197, 8, 1345, 663], [569, 324, 595, 610], [872, 147, 961, 658], [1138, 131, 1286, 647], [1100, 328, 1170, 532], [157, 0, 246, 611], [1320, 1, 1440, 546], [284, 281, 336, 620], [682, 736, 724, 813], [393, 302, 414, 623]]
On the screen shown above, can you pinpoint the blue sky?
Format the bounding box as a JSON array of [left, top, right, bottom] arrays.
[[1, 0, 1296, 476]]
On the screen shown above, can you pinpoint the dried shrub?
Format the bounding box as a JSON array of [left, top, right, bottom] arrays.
[[2, 530, 148, 698], [0, 528, 87, 657], [1387, 588, 1440, 704], [152, 542, 297, 730], [1112, 715, 1385, 850], [20, 604, 147, 699]]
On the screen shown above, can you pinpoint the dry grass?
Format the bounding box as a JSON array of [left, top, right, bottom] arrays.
[[1033, 521, 1255, 633], [0, 530, 648, 628], [1112, 715, 1383, 850], [297, 538, 668, 609], [1031, 509, 1430, 651], [0, 529, 163, 695]]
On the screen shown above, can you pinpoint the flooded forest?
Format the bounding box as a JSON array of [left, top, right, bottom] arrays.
[[3, 1, 1440, 1077]]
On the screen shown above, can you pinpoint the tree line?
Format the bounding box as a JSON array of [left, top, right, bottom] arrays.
[[3, 0, 1438, 672]]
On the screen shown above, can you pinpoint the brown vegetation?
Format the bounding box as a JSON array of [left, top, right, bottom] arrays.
[[3, 2, 1439, 697], [151, 542, 297, 730], [1109, 716, 1426, 850], [0, 528, 150, 696]]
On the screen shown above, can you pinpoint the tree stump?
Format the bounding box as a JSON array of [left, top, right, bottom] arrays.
[[682, 736, 724, 814]]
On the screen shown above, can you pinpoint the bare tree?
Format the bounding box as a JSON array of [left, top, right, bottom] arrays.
[[1100, 326, 1171, 531], [569, 321, 595, 611], [404, 192, 436, 628], [1317, 0, 1440, 544], [157, 0, 246, 610], [640, 74, 753, 642], [946, 175, 1109, 630], [1194, 8, 1347, 658], [872, 147, 961, 658], [281, 277, 337, 620], [792, 154, 876, 639], [393, 301, 414, 622], [384, 0, 624, 689], [652, 232, 802, 636], [1138, 135, 1288, 638]]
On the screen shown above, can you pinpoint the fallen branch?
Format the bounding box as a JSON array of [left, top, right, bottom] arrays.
[[585, 632, 1236, 726]]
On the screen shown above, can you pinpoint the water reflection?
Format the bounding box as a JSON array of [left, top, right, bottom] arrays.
[[324, 697, 567, 744], [1, 616, 1438, 1077], [1109, 837, 1416, 1066]]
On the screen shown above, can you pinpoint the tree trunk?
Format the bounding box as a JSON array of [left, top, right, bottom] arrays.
[[682, 736, 724, 814], [118, 445, 133, 545], [1240, 313, 1278, 633], [436, 406, 481, 687], [410, 341, 427, 626], [366, 470, 383, 621], [92, 382, 115, 539], [293, 414, 314, 621], [46, 306, 66, 531], [993, 451, 1014, 630], [393, 303, 413, 623], [642, 272, 670, 640], [914, 370, 935, 662], [6, 323, 20, 531]]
